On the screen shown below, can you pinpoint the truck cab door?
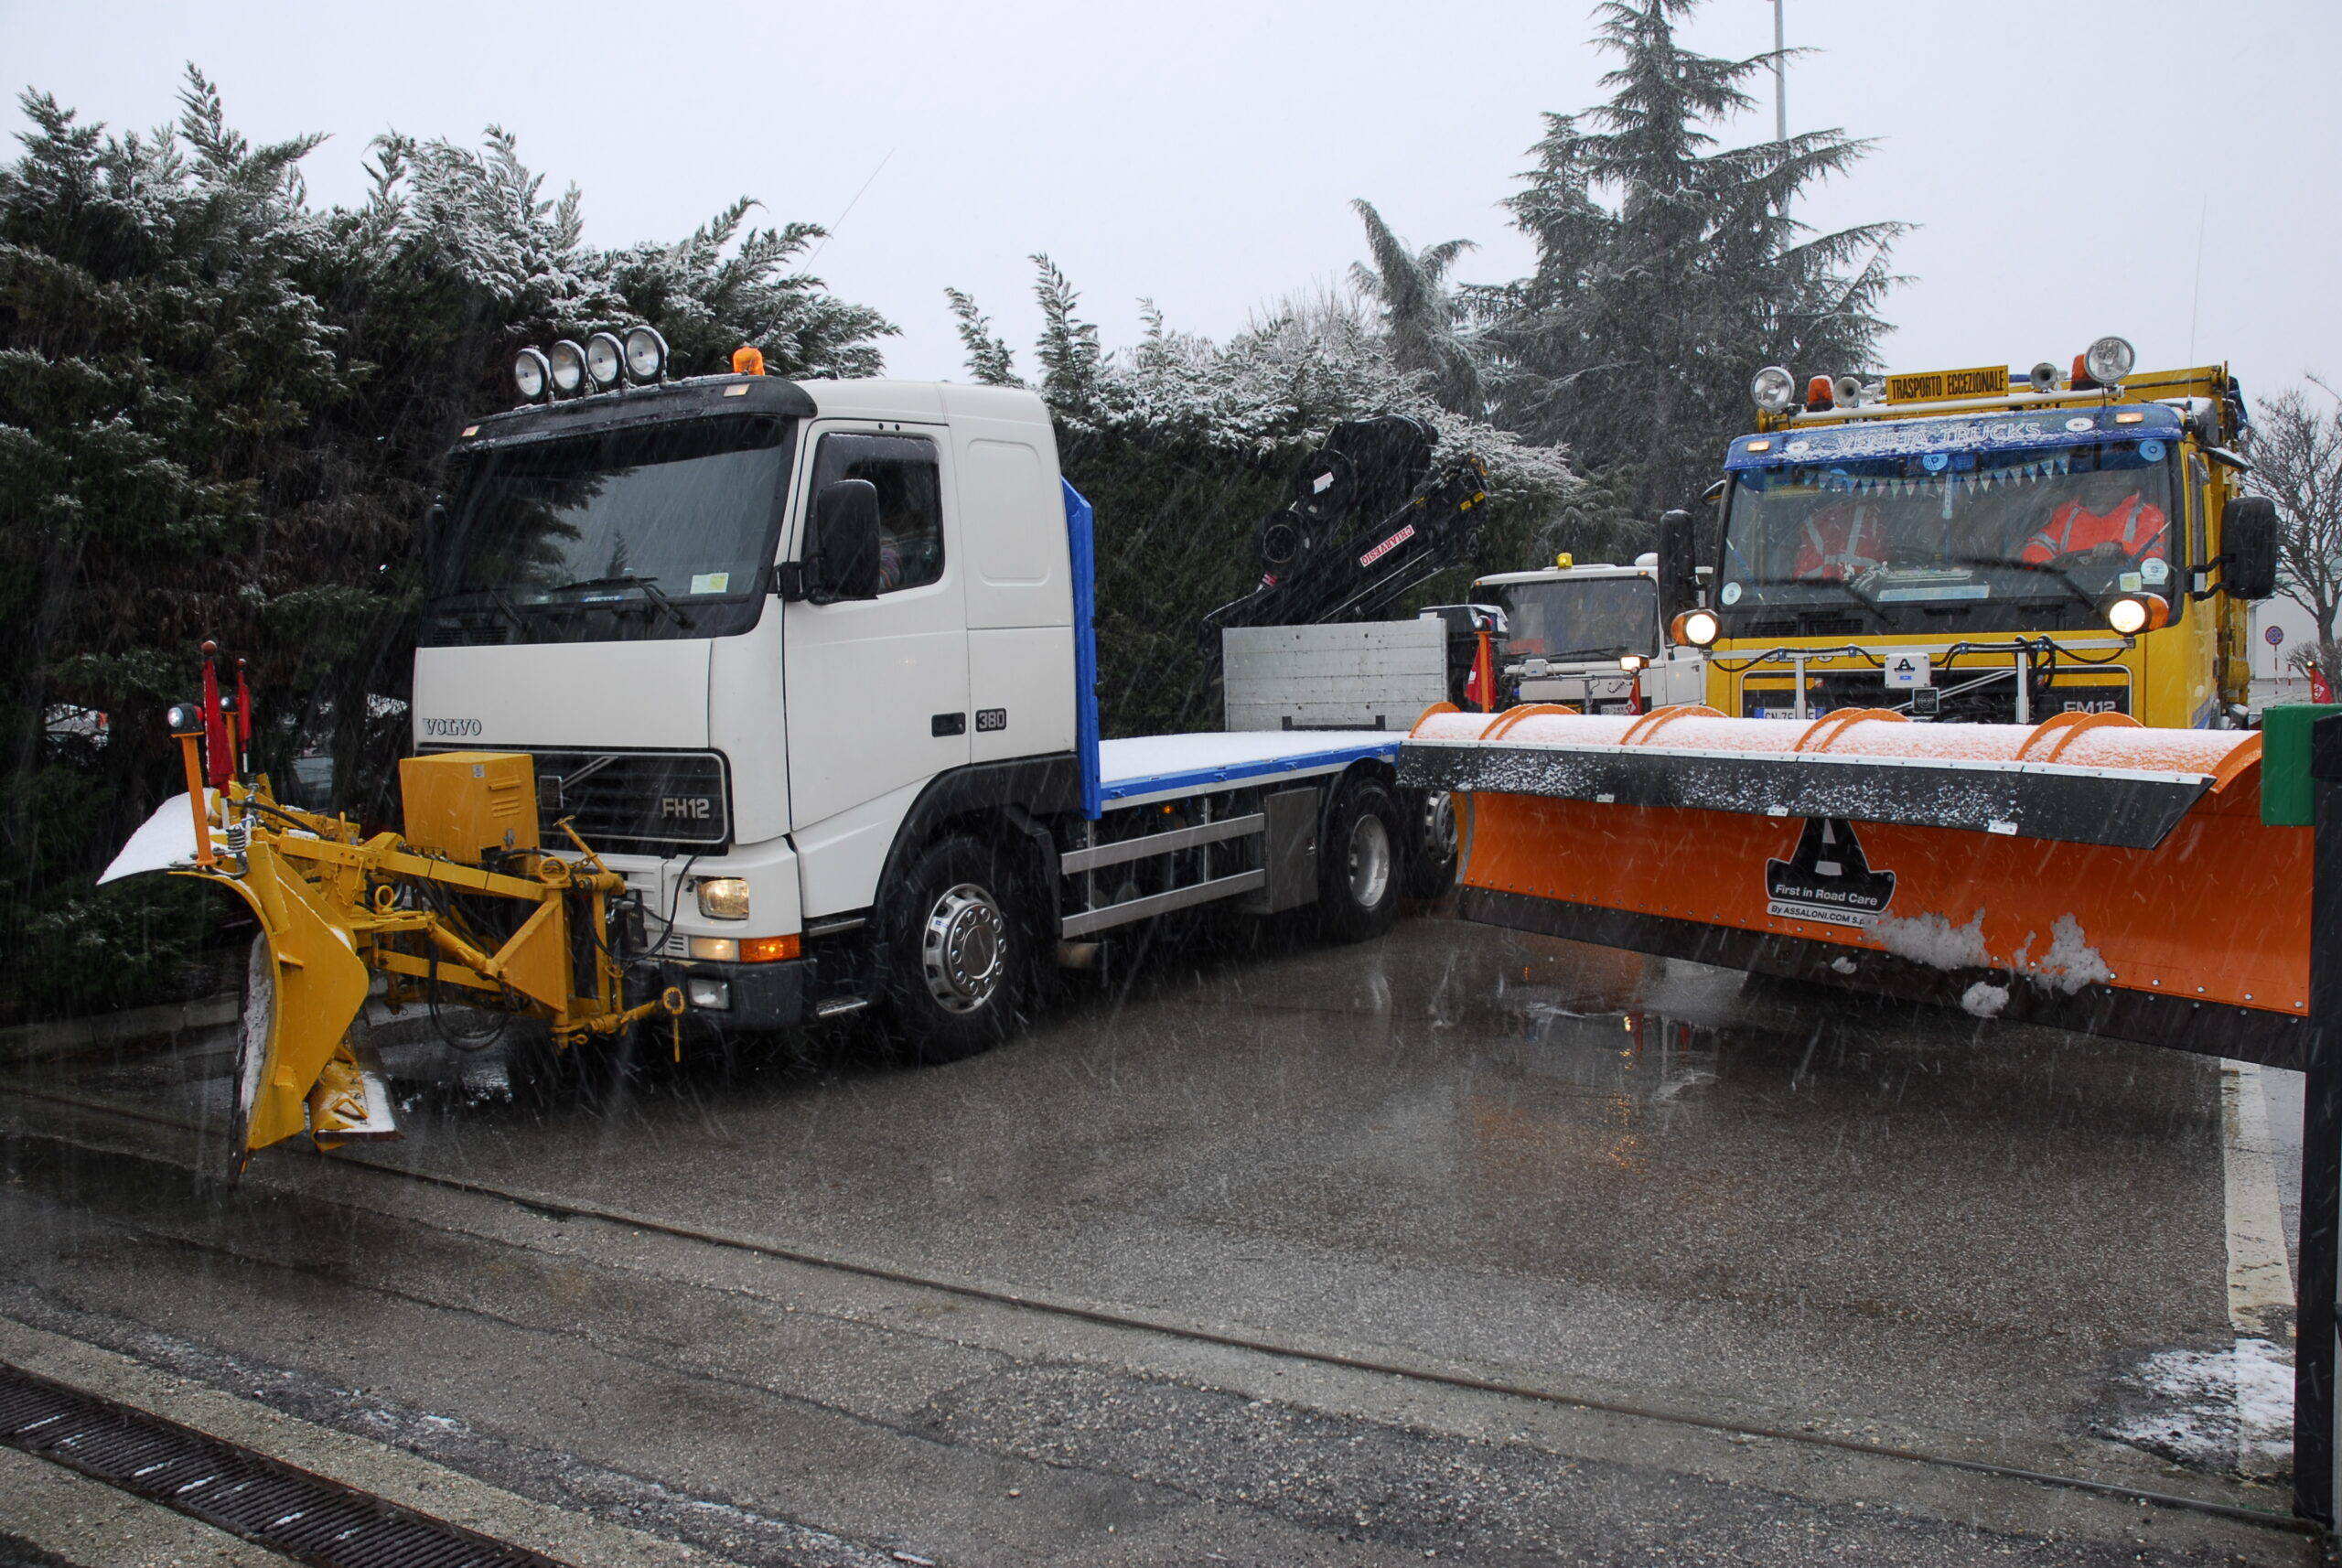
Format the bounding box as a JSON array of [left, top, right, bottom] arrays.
[[783, 424, 970, 916]]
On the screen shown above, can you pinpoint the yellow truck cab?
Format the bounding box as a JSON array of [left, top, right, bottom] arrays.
[[1678, 338, 2277, 727]]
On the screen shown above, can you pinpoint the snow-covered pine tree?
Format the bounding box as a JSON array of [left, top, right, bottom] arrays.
[[1479, 0, 1903, 536], [0, 73, 897, 1018], [944, 287, 1022, 387], [1346, 199, 1481, 417]]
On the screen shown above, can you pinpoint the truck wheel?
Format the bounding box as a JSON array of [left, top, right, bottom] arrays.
[[1402, 789, 1458, 899], [1318, 778, 1403, 943], [883, 836, 1027, 1064]]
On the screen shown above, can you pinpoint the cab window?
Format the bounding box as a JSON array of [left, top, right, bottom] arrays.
[[810, 433, 944, 593]]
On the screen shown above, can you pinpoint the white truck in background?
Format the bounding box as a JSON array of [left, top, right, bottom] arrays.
[[1466, 556, 1706, 713], [415, 358, 1460, 1058]]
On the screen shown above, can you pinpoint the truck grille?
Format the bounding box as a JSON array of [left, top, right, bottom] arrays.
[[425, 746, 732, 853], [1741, 671, 2131, 724]]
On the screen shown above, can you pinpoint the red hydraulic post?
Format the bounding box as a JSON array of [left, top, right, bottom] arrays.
[[199, 641, 231, 790]]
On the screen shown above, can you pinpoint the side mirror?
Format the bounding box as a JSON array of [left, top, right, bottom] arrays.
[[1655, 508, 1699, 620], [2222, 494, 2278, 600], [806, 478, 883, 602]]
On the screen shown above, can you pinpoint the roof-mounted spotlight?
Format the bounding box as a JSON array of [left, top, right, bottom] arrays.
[[623, 325, 669, 383], [2084, 335, 2136, 389], [547, 339, 588, 395], [585, 332, 625, 390], [512, 347, 552, 403], [1750, 365, 1797, 413]]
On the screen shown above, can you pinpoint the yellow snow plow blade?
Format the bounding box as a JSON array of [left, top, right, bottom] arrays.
[[217, 837, 374, 1165]]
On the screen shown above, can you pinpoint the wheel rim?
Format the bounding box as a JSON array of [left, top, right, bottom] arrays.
[[1347, 812, 1393, 908], [919, 881, 1007, 1015], [1423, 792, 1456, 864]]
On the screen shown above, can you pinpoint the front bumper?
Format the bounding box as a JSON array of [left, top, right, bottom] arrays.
[[660, 956, 811, 1031]]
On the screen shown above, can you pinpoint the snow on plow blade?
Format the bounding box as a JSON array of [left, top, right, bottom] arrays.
[[1400, 705, 2306, 1068]]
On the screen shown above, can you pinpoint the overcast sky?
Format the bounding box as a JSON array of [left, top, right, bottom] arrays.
[[7, 1, 2338, 402]]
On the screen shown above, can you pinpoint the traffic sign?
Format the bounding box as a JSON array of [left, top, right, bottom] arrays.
[[2269, 625, 2287, 647]]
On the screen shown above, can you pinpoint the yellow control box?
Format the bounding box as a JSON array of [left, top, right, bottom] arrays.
[[398, 752, 540, 862]]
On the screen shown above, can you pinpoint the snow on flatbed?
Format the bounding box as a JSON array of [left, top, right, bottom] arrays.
[[1098, 731, 1401, 807]]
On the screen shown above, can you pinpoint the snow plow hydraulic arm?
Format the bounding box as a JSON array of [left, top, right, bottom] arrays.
[[1401, 703, 2310, 1067]]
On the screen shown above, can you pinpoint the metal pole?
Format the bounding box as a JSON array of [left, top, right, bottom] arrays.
[[1772, 0, 1787, 145], [2298, 715, 2342, 1517], [2295, 711, 2342, 1521]]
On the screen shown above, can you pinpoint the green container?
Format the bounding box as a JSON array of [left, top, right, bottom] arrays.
[[2259, 703, 2342, 826]]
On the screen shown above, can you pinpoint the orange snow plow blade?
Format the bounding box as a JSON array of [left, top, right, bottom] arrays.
[[1400, 705, 2307, 1067]]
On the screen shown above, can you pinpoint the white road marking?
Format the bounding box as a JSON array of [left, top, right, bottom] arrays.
[[2222, 1060, 2295, 1333], [2220, 1058, 2295, 1475]]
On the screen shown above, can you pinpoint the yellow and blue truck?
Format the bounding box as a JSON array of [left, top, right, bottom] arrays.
[[1662, 338, 2278, 727]]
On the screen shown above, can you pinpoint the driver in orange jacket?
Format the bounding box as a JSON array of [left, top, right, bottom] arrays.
[[2021, 470, 2169, 565], [1792, 499, 1887, 581]]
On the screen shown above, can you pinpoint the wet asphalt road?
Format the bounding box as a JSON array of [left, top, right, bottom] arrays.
[[0, 908, 2319, 1565]]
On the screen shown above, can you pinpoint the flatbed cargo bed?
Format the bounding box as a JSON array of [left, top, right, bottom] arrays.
[[1098, 732, 1402, 808]]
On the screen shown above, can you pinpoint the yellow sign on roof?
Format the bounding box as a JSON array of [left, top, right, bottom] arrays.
[[1885, 364, 2009, 404]]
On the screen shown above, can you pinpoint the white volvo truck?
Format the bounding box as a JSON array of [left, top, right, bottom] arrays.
[[416, 363, 1454, 1058]]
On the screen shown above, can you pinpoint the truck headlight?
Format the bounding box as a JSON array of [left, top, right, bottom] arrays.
[[1671, 608, 1721, 648], [2104, 593, 2167, 636], [1619, 654, 1649, 672], [696, 877, 750, 919], [684, 976, 731, 1010]]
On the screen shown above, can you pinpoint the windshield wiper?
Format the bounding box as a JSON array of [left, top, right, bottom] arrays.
[[458, 591, 535, 643], [1754, 577, 1888, 615], [1537, 646, 1638, 662], [1996, 560, 2107, 603], [552, 575, 694, 631]]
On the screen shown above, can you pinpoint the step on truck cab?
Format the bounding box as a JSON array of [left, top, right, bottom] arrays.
[[415, 359, 1441, 1057], [1668, 339, 2279, 728]]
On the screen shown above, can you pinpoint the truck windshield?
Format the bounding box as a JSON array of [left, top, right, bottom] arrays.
[[1717, 439, 2176, 632], [428, 415, 794, 643], [1483, 576, 1659, 661]]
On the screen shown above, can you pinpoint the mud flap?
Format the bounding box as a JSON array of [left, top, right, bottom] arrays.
[[212, 842, 371, 1171]]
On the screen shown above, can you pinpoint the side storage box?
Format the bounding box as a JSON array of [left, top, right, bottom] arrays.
[[399, 751, 540, 862]]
